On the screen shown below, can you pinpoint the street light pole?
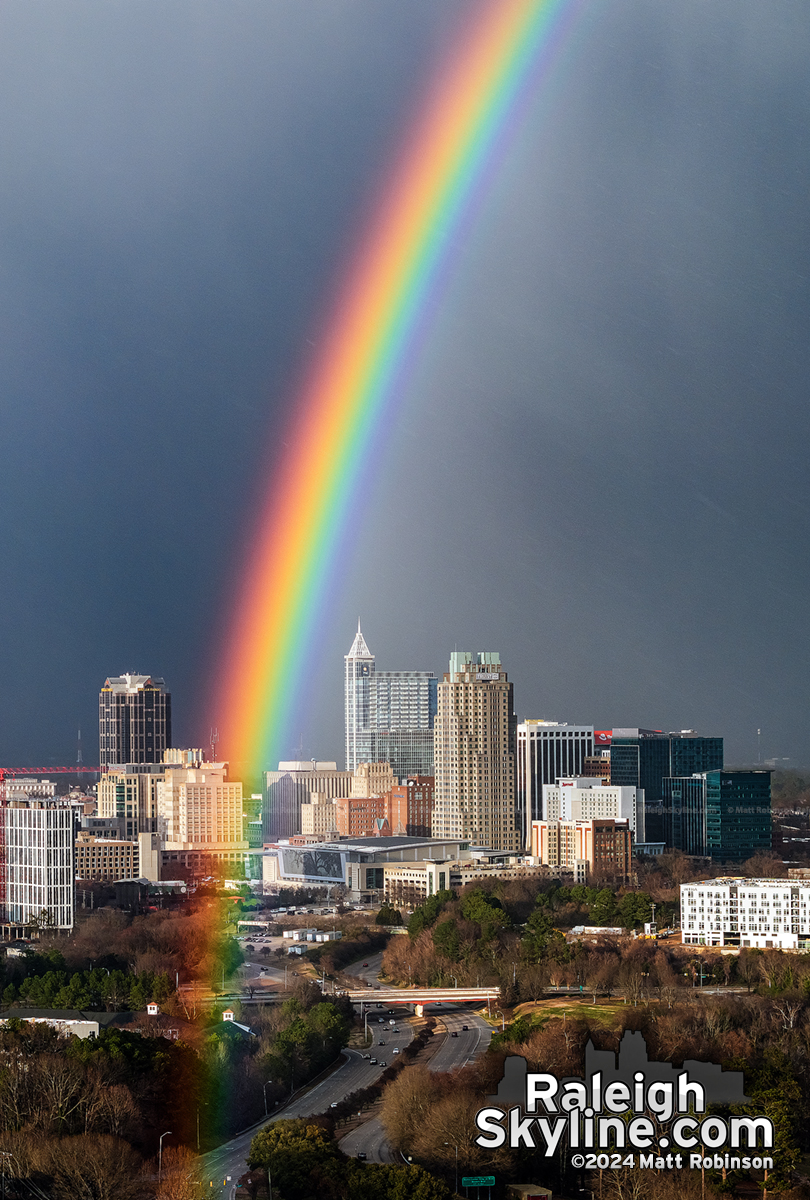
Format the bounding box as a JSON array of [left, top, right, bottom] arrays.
[[444, 1142, 458, 1194], [159, 1131, 172, 1182], [263, 1081, 270, 1117], [495, 1008, 505, 1032]]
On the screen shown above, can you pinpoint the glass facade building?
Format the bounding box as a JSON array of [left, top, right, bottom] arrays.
[[664, 769, 771, 860], [516, 721, 594, 851], [611, 730, 723, 843], [344, 626, 437, 778]]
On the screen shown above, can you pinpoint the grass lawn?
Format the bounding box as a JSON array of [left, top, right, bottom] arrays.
[[513, 998, 628, 1026]]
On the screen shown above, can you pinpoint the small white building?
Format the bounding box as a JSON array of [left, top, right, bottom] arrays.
[[282, 928, 319, 941], [542, 778, 645, 840], [681, 877, 810, 950]]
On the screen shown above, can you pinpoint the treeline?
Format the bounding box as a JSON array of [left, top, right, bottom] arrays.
[[380, 990, 810, 1197], [248, 1118, 452, 1200], [0, 1019, 201, 1198], [3, 964, 173, 1012], [36, 901, 244, 990], [383, 881, 675, 995]]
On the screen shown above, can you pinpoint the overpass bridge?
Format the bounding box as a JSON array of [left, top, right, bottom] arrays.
[[344, 986, 500, 1009]]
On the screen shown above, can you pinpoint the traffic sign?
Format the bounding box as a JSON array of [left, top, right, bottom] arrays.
[[462, 1177, 495, 1187]]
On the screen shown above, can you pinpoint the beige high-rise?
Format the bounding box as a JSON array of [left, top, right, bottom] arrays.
[[431, 652, 518, 852]]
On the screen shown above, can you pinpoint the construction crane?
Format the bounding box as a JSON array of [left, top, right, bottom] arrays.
[[0, 766, 100, 774]]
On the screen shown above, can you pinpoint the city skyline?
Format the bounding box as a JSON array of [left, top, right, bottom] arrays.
[[1, 1, 809, 771]]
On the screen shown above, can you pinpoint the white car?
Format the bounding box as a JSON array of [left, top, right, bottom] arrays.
[[393, 1048, 400, 1054]]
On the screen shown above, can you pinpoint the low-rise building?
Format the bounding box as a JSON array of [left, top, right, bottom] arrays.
[[681, 876, 810, 949], [75, 832, 139, 881], [531, 817, 633, 883]]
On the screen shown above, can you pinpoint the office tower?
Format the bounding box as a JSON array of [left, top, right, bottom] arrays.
[[98, 763, 165, 839], [158, 760, 247, 852], [610, 729, 724, 842], [387, 776, 434, 837], [516, 721, 594, 850], [543, 777, 645, 839], [663, 769, 771, 860], [4, 800, 74, 930], [99, 674, 171, 768], [345, 626, 375, 769], [4, 778, 56, 802], [431, 652, 518, 852], [262, 762, 352, 841], [351, 762, 397, 798], [344, 625, 438, 778], [300, 794, 340, 838]]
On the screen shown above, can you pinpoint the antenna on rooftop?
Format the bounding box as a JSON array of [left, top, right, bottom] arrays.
[[76, 728, 83, 765], [210, 727, 219, 763]]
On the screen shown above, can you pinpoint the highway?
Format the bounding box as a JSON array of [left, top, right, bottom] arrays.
[[199, 951, 414, 1194], [339, 983, 493, 1164], [200, 950, 496, 1186]]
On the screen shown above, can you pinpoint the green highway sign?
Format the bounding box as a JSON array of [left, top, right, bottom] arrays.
[[462, 1177, 495, 1187]]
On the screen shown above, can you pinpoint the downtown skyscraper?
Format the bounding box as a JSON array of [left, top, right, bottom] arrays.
[[430, 651, 518, 853], [99, 673, 171, 768], [344, 624, 437, 780]]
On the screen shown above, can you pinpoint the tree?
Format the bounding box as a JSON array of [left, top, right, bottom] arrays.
[[45, 1134, 148, 1200], [248, 1119, 341, 1199], [156, 1146, 202, 1200]]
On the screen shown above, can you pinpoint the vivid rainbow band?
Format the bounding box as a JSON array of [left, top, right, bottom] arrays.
[[215, 0, 574, 775]]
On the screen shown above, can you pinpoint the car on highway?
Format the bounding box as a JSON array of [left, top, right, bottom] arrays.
[[358, 1153, 367, 1161], [362, 962, 368, 966], [451, 1031, 459, 1037], [379, 1062, 386, 1067], [362, 1054, 370, 1059], [462, 1024, 469, 1030], [393, 1048, 400, 1054], [379, 1040, 385, 1045], [369, 1058, 377, 1064], [393, 1027, 400, 1032], [330, 1102, 338, 1108]]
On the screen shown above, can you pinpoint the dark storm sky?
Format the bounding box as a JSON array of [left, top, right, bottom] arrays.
[[1, 0, 808, 773]]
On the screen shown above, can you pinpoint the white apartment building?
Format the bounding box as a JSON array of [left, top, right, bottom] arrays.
[[5, 800, 74, 930], [681, 877, 810, 950], [543, 777, 645, 839], [517, 721, 594, 850]]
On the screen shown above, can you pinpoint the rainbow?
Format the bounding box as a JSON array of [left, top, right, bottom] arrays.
[[214, 0, 578, 777]]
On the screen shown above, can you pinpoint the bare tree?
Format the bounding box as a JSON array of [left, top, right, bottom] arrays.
[[45, 1134, 148, 1200], [155, 1146, 202, 1200]]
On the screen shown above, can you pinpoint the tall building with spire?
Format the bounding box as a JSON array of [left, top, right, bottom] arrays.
[[344, 624, 437, 779], [430, 651, 518, 853]]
